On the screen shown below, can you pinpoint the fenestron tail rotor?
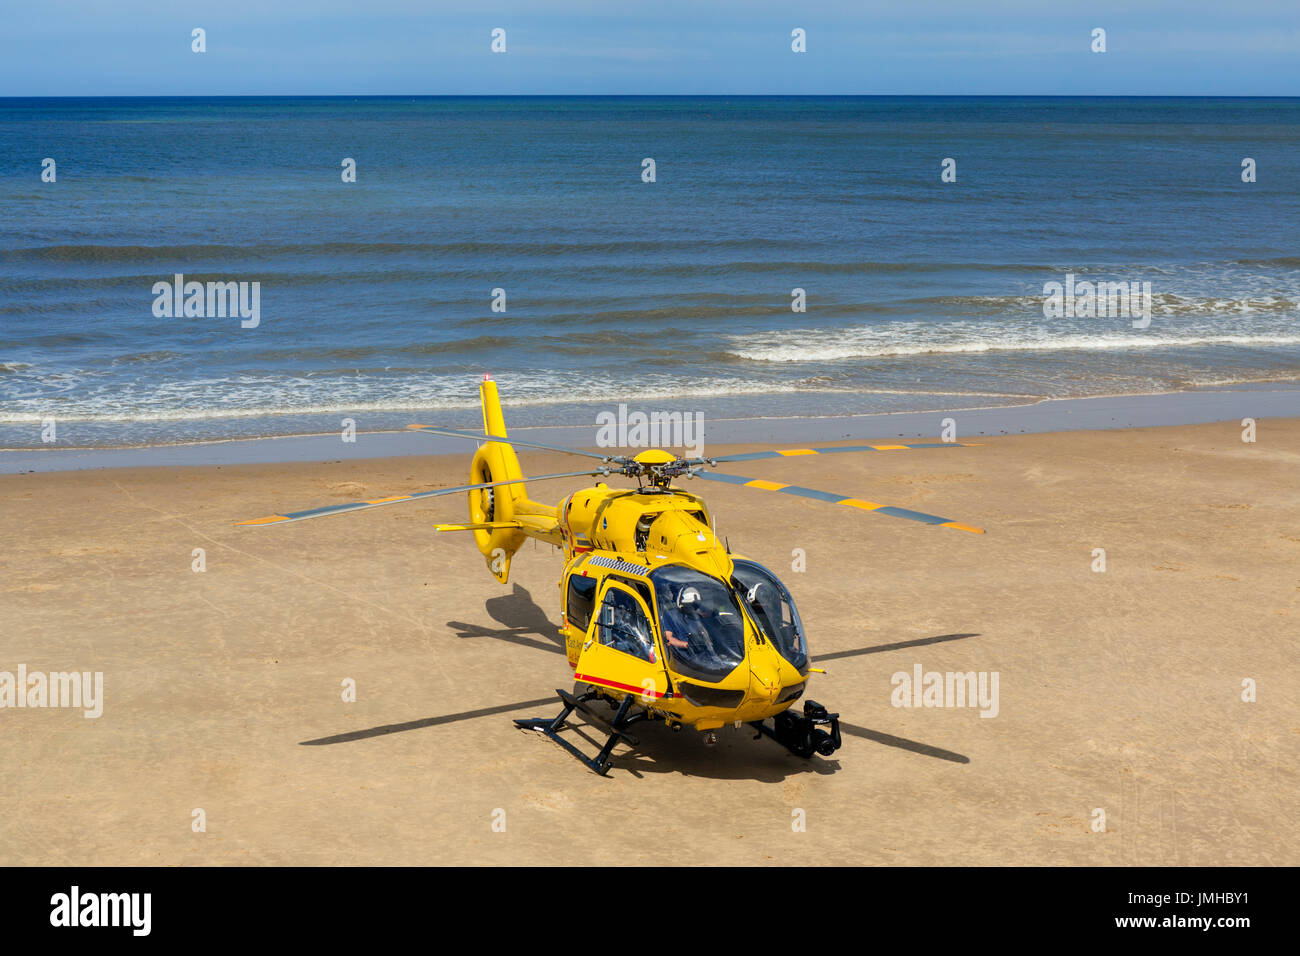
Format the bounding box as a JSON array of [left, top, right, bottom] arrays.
[[689, 468, 984, 533], [235, 469, 607, 527]]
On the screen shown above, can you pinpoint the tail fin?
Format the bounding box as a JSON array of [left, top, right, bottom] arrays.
[[467, 377, 559, 582], [480, 374, 509, 441]]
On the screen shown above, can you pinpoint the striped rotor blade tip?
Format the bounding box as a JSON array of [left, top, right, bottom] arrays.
[[708, 441, 979, 464], [236, 469, 604, 527], [692, 470, 984, 533]]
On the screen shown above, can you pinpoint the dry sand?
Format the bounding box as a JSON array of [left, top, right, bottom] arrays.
[[2, 420, 1297, 865]]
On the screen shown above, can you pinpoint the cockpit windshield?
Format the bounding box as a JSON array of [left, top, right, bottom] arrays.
[[730, 559, 808, 673], [650, 564, 746, 682]]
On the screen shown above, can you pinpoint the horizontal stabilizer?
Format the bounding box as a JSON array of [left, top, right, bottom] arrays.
[[432, 521, 525, 532]]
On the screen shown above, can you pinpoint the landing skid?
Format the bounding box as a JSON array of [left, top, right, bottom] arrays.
[[750, 700, 842, 759], [515, 687, 647, 776]]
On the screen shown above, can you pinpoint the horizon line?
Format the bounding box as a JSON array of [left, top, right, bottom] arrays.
[[5, 93, 1300, 100]]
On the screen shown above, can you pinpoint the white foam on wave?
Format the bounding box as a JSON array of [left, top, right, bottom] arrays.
[[0, 373, 864, 424], [727, 327, 1300, 363]]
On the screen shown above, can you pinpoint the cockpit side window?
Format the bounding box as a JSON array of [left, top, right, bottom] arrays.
[[596, 586, 656, 662], [566, 573, 599, 632], [731, 559, 808, 673]]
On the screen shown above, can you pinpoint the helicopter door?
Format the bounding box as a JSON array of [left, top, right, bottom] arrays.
[[575, 580, 670, 704]]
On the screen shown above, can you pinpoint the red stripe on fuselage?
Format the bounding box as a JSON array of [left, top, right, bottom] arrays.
[[574, 672, 673, 699]]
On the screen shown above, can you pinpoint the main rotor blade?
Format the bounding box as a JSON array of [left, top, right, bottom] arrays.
[[406, 424, 623, 463], [700, 442, 979, 465], [236, 469, 604, 527], [689, 470, 984, 533]]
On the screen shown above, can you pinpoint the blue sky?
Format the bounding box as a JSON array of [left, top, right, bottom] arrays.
[[4, 1, 1299, 96]]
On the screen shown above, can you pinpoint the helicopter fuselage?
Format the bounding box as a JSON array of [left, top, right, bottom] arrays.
[[552, 481, 810, 731]]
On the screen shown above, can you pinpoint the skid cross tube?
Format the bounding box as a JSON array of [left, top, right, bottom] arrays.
[[515, 688, 647, 776]]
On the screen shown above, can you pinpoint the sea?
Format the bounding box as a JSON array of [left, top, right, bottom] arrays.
[[1, 96, 1297, 449]]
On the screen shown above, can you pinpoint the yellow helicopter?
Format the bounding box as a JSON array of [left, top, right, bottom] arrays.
[[238, 376, 984, 775]]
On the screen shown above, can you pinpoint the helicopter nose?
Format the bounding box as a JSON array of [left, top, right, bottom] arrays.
[[748, 655, 782, 704]]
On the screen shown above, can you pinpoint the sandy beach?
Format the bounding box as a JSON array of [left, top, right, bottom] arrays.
[[2, 418, 1297, 866]]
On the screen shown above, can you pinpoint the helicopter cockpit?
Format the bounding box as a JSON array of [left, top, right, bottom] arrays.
[[650, 565, 746, 682], [649, 560, 810, 683]]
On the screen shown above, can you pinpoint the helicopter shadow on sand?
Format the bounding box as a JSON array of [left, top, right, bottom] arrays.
[[302, 584, 974, 776], [445, 583, 568, 657], [602, 631, 978, 780]]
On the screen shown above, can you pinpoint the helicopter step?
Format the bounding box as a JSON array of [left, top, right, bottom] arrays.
[[749, 700, 842, 759], [514, 687, 647, 776]]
